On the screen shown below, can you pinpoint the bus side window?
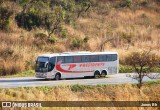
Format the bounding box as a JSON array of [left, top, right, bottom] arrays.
[[99, 55, 107, 61], [106, 54, 117, 61], [74, 56, 81, 63], [112, 54, 117, 61], [81, 55, 90, 62], [90, 55, 99, 62], [65, 56, 73, 63], [57, 56, 64, 63], [106, 54, 112, 61]]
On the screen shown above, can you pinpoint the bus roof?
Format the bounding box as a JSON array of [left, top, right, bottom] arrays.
[[38, 51, 118, 58]]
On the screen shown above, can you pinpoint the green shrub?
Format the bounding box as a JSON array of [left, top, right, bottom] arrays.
[[65, 14, 75, 25], [0, 6, 13, 31], [13, 70, 35, 77], [60, 28, 67, 38], [70, 84, 93, 92], [119, 65, 134, 73], [145, 80, 160, 85], [36, 86, 52, 94], [119, 0, 132, 8], [151, 67, 160, 73], [119, 65, 160, 73], [140, 0, 148, 6], [83, 36, 89, 43], [48, 37, 56, 44], [35, 33, 47, 40], [15, 13, 42, 31], [70, 38, 83, 49]]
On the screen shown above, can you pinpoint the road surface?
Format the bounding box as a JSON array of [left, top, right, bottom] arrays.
[[0, 74, 158, 88]]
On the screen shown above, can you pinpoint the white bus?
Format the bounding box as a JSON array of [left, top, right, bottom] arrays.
[[35, 52, 119, 80]]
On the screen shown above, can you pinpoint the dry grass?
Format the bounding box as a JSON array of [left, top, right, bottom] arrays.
[[0, 30, 38, 75], [74, 1, 160, 50], [0, 82, 159, 110]]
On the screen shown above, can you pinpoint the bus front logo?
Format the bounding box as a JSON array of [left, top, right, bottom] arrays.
[[68, 64, 76, 70]]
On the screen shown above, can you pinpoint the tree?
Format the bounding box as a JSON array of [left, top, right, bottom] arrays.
[[125, 49, 160, 89], [16, 0, 48, 30], [98, 25, 114, 52], [0, 4, 13, 31], [99, 36, 113, 52], [43, 6, 64, 37], [16, 0, 66, 36], [75, 0, 91, 18], [15, 0, 92, 36]]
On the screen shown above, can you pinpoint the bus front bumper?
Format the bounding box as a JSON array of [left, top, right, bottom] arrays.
[[35, 72, 47, 78]]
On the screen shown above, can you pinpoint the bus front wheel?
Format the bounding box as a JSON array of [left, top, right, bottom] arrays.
[[55, 73, 61, 80]]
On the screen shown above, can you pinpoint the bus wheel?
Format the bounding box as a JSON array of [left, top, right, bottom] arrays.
[[101, 70, 107, 77], [94, 71, 100, 78], [55, 73, 61, 80]]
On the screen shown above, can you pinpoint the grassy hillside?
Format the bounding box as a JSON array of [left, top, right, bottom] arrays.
[[0, 0, 160, 75], [0, 81, 159, 109]]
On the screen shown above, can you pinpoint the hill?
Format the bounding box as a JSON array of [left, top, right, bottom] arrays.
[[0, 0, 160, 75]]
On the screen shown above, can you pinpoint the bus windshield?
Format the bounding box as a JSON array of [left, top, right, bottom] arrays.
[[36, 57, 49, 72]]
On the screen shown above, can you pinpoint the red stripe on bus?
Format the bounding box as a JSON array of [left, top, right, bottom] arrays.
[[55, 61, 93, 73]]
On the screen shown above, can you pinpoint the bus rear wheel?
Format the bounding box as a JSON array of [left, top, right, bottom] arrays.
[[55, 73, 61, 80], [101, 70, 107, 77]]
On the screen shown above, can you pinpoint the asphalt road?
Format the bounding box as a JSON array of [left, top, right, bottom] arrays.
[[0, 74, 158, 88]]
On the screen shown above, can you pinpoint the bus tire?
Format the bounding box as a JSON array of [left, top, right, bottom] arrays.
[[55, 73, 61, 80], [94, 71, 100, 78], [101, 70, 107, 77]]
